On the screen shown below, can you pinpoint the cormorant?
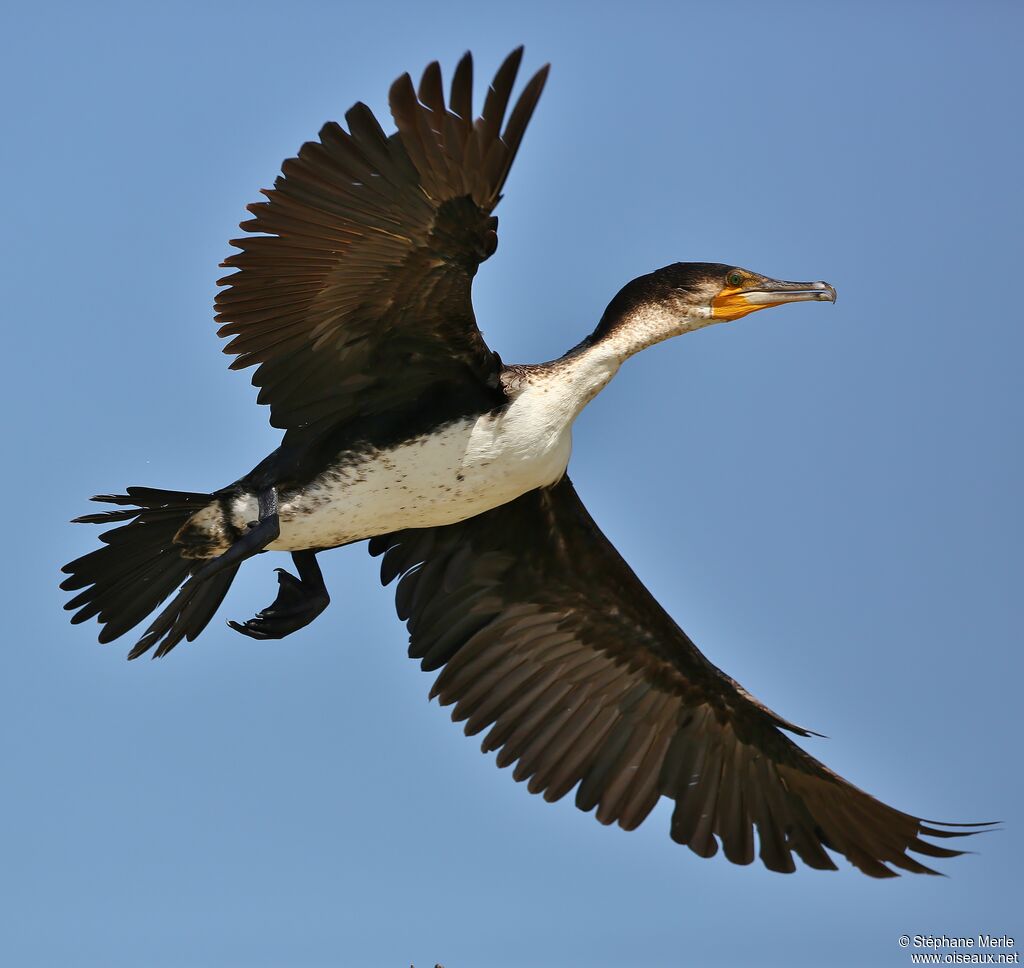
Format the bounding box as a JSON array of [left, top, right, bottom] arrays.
[[62, 49, 987, 876]]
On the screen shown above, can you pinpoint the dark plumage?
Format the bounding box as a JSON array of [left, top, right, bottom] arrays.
[[62, 49, 989, 876], [371, 479, 985, 876], [215, 50, 544, 451]]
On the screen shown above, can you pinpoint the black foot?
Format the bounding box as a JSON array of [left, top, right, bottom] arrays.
[[229, 553, 329, 640]]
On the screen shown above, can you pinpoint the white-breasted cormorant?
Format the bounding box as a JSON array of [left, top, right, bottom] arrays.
[[62, 49, 987, 876]]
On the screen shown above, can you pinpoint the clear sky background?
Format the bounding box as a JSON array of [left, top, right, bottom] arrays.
[[3, 1, 1021, 966]]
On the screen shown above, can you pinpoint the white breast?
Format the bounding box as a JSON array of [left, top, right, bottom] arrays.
[[259, 376, 580, 551]]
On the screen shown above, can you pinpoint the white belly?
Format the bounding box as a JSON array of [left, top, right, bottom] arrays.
[[181, 349, 621, 558], [264, 403, 573, 550]]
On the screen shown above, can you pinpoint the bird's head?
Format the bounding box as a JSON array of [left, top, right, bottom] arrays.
[[591, 262, 836, 350]]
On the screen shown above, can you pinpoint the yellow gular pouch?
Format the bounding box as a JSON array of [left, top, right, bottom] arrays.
[[710, 286, 770, 322]]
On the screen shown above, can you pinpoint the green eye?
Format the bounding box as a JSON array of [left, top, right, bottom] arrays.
[[726, 270, 744, 287]]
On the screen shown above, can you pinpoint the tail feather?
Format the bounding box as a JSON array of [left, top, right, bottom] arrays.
[[61, 487, 235, 659], [127, 562, 241, 660], [97, 554, 195, 643]]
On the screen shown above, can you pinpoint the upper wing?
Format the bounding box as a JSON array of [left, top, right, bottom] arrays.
[[215, 49, 549, 443], [370, 477, 985, 876]]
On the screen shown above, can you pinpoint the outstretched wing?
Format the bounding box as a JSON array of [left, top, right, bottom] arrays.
[[216, 49, 549, 443], [370, 477, 986, 876]]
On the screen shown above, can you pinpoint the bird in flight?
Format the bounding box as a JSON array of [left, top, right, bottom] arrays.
[[62, 48, 986, 877]]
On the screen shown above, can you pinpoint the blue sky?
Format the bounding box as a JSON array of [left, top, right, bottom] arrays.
[[3, 1, 1021, 965]]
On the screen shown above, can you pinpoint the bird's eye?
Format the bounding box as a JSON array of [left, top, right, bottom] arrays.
[[726, 270, 744, 288]]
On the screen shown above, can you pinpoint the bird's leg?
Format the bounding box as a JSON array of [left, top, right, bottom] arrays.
[[191, 487, 281, 581], [228, 549, 330, 641]]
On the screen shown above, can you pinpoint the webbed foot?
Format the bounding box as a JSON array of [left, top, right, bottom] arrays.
[[228, 552, 329, 640]]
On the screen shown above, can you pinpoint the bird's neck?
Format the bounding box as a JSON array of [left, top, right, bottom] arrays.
[[549, 303, 708, 420]]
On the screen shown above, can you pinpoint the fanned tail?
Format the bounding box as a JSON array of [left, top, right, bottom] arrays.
[[61, 487, 237, 659]]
